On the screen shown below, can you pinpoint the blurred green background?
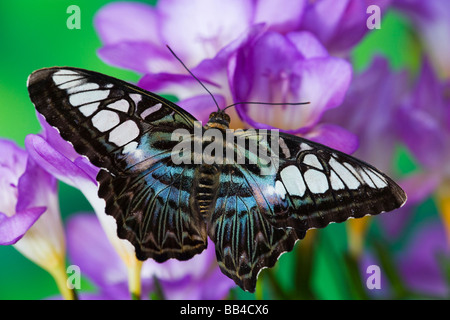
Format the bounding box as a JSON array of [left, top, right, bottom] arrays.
[[0, 1, 425, 299]]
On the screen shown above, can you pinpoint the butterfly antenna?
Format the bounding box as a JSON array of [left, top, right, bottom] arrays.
[[222, 101, 310, 112], [166, 45, 221, 112]]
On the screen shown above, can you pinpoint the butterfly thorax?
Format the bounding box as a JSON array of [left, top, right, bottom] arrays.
[[205, 111, 230, 130]]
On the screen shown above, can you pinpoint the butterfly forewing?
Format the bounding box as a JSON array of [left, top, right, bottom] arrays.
[[27, 67, 197, 175], [28, 67, 207, 261], [267, 133, 407, 231]]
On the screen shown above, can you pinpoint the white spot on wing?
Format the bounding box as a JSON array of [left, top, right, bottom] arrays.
[[366, 169, 388, 188], [108, 99, 129, 113], [300, 143, 313, 151], [344, 163, 362, 183], [109, 120, 140, 147], [304, 169, 329, 194], [58, 79, 85, 90], [275, 180, 287, 200], [279, 137, 291, 158], [67, 82, 99, 94], [130, 93, 142, 106], [78, 102, 100, 116], [92, 110, 120, 132], [303, 154, 323, 170], [140, 103, 162, 119], [52, 70, 84, 86], [69, 90, 110, 106], [329, 157, 360, 189], [122, 141, 138, 154], [280, 165, 306, 197], [330, 170, 345, 190], [358, 169, 376, 188]]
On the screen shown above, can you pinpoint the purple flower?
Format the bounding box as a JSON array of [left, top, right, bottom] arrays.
[[230, 30, 356, 153], [395, 58, 450, 242], [393, 0, 450, 78], [324, 57, 408, 172], [66, 213, 235, 300], [25, 114, 148, 296], [0, 139, 46, 245], [397, 221, 449, 297], [0, 137, 74, 298], [95, 0, 308, 74], [300, 0, 391, 54], [396, 59, 449, 171]]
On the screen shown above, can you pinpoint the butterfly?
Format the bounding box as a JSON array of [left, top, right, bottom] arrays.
[[28, 67, 407, 293]]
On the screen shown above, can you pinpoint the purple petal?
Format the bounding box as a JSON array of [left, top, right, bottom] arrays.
[[97, 42, 179, 74], [397, 222, 449, 297], [0, 139, 47, 245], [231, 31, 351, 132], [16, 156, 57, 213], [379, 171, 440, 239], [37, 113, 81, 162], [139, 73, 221, 100], [300, 0, 351, 48], [253, 0, 306, 33], [25, 134, 98, 188], [0, 207, 45, 245], [0, 138, 28, 176], [323, 56, 409, 172], [292, 57, 352, 129], [393, 0, 450, 77], [150, 239, 235, 299], [95, 2, 160, 45], [359, 251, 392, 298], [66, 213, 131, 299], [398, 172, 440, 205], [304, 123, 359, 154], [396, 103, 445, 169], [301, 0, 391, 53], [158, 0, 253, 67], [286, 31, 329, 59]]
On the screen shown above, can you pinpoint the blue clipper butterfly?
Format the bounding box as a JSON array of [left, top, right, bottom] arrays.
[[28, 67, 407, 292]]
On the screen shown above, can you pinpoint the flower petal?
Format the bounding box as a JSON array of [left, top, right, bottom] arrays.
[[304, 123, 359, 154], [95, 2, 160, 45], [66, 213, 133, 299], [97, 42, 178, 74], [138, 72, 220, 100], [253, 0, 306, 33], [300, 0, 390, 53], [396, 103, 446, 169], [286, 31, 329, 59], [158, 0, 253, 67], [0, 207, 45, 245], [397, 221, 449, 297], [25, 134, 97, 188], [293, 57, 352, 129]]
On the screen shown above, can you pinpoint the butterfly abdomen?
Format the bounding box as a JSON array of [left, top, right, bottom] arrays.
[[192, 164, 220, 219]]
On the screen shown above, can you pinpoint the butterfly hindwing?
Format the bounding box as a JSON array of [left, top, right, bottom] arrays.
[[208, 162, 303, 291], [97, 163, 208, 262], [28, 67, 208, 261]]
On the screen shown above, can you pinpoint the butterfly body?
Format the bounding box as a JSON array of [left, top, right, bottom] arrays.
[[28, 67, 407, 292]]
